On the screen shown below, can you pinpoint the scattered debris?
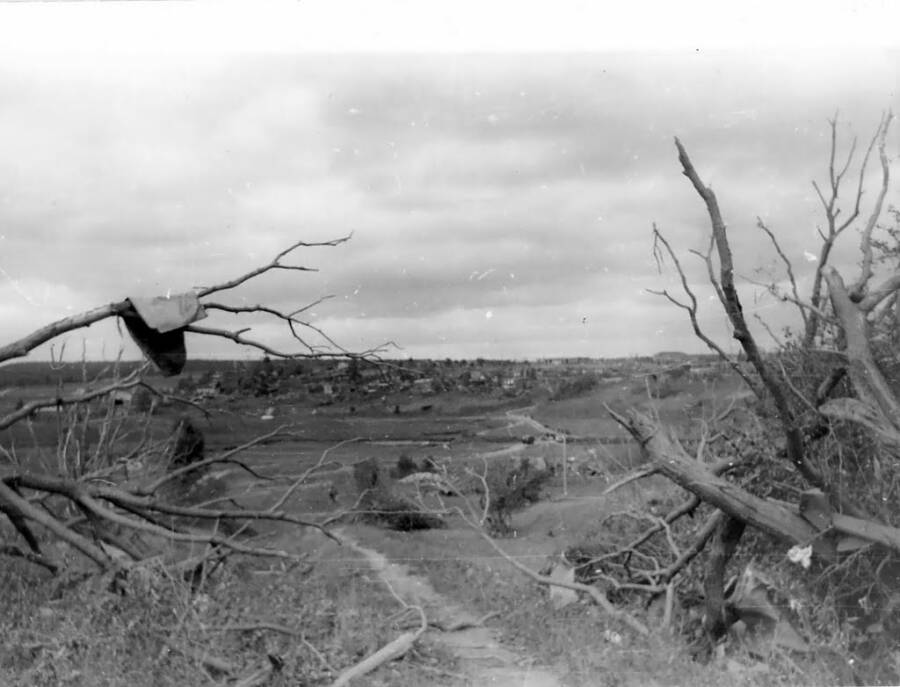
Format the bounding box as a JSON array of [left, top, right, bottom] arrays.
[[725, 563, 811, 655]]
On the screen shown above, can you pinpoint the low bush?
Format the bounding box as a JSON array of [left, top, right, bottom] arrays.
[[550, 374, 599, 401], [0, 539, 457, 686], [353, 458, 444, 531], [389, 453, 419, 479], [352, 457, 380, 492], [480, 457, 551, 536], [168, 416, 205, 468]]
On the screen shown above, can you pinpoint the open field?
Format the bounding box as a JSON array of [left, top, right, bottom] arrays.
[[0, 368, 850, 686]]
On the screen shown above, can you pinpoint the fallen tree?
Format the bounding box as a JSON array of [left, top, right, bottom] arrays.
[[610, 408, 900, 556], [598, 112, 900, 681], [0, 237, 386, 576]]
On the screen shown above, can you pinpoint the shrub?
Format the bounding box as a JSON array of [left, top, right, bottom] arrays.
[[389, 453, 419, 479], [481, 457, 551, 536], [168, 416, 205, 468], [352, 457, 380, 492], [362, 490, 445, 531], [551, 373, 599, 401], [353, 457, 443, 531], [131, 387, 154, 414]]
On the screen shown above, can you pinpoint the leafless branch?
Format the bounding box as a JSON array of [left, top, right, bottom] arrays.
[[602, 466, 658, 495], [0, 236, 362, 382], [195, 235, 352, 298], [824, 267, 900, 434], [186, 324, 390, 361], [207, 620, 299, 636], [650, 224, 761, 394], [859, 269, 900, 313], [0, 479, 115, 570], [656, 509, 721, 584], [806, 115, 888, 345], [675, 136, 827, 491], [851, 112, 894, 300], [690, 233, 727, 307], [0, 543, 59, 573], [756, 217, 807, 329], [460, 508, 649, 635], [140, 425, 291, 495], [0, 301, 132, 365]]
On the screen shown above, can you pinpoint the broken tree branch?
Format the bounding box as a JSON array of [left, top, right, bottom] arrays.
[[756, 217, 807, 331], [195, 235, 351, 298], [850, 112, 893, 300], [611, 407, 900, 555], [0, 301, 132, 365], [650, 224, 761, 394], [454, 506, 649, 635], [675, 136, 827, 491], [823, 267, 900, 437], [805, 114, 886, 345], [611, 408, 822, 545]]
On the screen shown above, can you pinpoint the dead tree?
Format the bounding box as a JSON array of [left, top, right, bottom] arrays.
[[0, 237, 387, 575], [611, 113, 900, 668]]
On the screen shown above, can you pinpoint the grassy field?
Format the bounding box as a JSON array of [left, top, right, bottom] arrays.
[[0, 528, 460, 687], [0, 371, 853, 686]]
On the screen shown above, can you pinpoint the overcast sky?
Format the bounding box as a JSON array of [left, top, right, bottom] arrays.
[[0, 2, 898, 362]]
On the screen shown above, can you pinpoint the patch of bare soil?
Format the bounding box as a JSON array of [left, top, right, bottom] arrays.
[[338, 530, 563, 687]]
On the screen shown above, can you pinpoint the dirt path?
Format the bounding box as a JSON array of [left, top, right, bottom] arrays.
[[338, 530, 564, 687]]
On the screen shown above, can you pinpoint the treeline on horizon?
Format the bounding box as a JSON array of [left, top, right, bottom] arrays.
[[0, 359, 267, 388], [0, 352, 723, 388]]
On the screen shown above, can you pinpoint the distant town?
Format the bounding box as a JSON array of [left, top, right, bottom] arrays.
[[0, 352, 736, 413]]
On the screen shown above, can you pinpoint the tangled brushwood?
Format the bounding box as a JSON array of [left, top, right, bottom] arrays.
[[0, 238, 399, 684], [581, 112, 900, 684], [0, 239, 386, 578], [478, 456, 551, 537]]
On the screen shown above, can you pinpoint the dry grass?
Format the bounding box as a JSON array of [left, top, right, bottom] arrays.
[[0, 376, 861, 687], [0, 531, 458, 687], [359, 497, 853, 687]]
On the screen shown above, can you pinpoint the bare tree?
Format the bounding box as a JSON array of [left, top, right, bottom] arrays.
[[0, 237, 386, 576], [604, 113, 900, 676]]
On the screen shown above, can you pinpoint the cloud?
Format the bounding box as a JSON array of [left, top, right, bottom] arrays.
[[0, 50, 896, 361]]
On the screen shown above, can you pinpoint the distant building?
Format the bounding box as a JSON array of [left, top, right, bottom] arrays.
[[412, 378, 435, 395], [469, 370, 489, 385], [363, 381, 390, 394]]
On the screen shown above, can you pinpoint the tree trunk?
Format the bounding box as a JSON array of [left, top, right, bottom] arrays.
[[703, 514, 745, 645], [614, 408, 900, 556]]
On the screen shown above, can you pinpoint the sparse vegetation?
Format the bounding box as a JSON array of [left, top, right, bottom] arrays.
[[551, 373, 600, 401], [0, 536, 459, 687], [389, 453, 419, 479], [614, 113, 900, 684], [353, 458, 445, 531], [0, 347, 866, 685], [6, 115, 900, 686], [168, 415, 205, 468], [480, 456, 552, 536]]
